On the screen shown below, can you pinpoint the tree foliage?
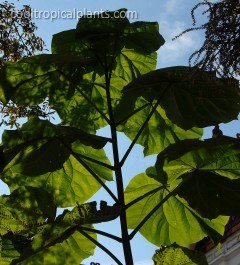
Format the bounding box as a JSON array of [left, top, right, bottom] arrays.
[[0, 1, 47, 128], [0, 1, 43, 66], [175, 0, 240, 77], [0, 8, 239, 265], [152, 244, 208, 265]]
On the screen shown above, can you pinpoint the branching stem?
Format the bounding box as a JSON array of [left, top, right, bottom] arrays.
[[73, 151, 114, 171], [80, 226, 122, 243], [115, 102, 151, 126], [59, 140, 118, 203], [76, 87, 110, 124], [129, 190, 176, 240], [120, 83, 172, 167], [79, 229, 123, 265], [125, 186, 164, 209]]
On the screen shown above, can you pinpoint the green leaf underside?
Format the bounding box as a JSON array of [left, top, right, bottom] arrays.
[[157, 137, 240, 184], [0, 12, 164, 132], [0, 202, 99, 264], [125, 137, 240, 246], [152, 244, 208, 265], [18, 230, 96, 265], [122, 66, 240, 130], [0, 54, 87, 105], [178, 171, 240, 218], [125, 172, 228, 247], [0, 9, 239, 265], [0, 230, 96, 265], [155, 137, 240, 218], [117, 97, 203, 156], [1, 119, 112, 207], [0, 201, 120, 264], [0, 187, 56, 236]]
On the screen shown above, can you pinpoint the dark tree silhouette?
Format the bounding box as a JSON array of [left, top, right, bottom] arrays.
[[0, 1, 43, 67], [175, 0, 240, 77], [0, 1, 53, 127]]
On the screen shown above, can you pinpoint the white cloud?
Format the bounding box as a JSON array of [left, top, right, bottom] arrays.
[[164, 0, 185, 15], [158, 20, 200, 65]]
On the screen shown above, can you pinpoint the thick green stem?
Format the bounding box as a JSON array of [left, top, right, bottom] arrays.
[[105, 72, 134, 265]]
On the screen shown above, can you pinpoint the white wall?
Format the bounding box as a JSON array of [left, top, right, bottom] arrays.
[[206, 229, 240, 265]]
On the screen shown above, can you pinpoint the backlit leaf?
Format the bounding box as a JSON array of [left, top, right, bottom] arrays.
[[152, 244, 208, 265], [122, 66, 240, 129], [1, 118, 112, 207], [117, 97, 202, 155], [125, 171, 228, 246]]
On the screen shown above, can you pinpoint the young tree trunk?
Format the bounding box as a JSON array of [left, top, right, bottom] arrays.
[[105, 71, 134, 265]]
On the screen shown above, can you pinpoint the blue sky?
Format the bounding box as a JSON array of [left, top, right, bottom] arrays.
[[1, 0, 239, 264]]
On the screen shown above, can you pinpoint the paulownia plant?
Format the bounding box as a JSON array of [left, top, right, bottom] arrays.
[[0, 9, 239, 265]]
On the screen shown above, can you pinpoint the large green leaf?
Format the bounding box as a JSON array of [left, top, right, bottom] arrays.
[[178, 171, 240, 218], [0, 230, 96, 265], [0, 11, 164, 132], [52, 9, 129, 58], [0, 54, 105, 134], [1, 118, 112, 207], [152, 244, 208, 265], [122, 66, 240, 129], [155, 137, 240, 218], [53, 17, 163, 81], [0, 186, 56, 235], [0, 54, 89, 105], [0, 54, 105, 133], [157, 137, 240, 183], [0, 203, 99, 265], [117, 97, 202, 155], [52, 10, 164, 61], [17, 230, 96, 265], [113, 21, 164, 83], [125, 171, 228, 247], [51, 14, 164, 130]]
